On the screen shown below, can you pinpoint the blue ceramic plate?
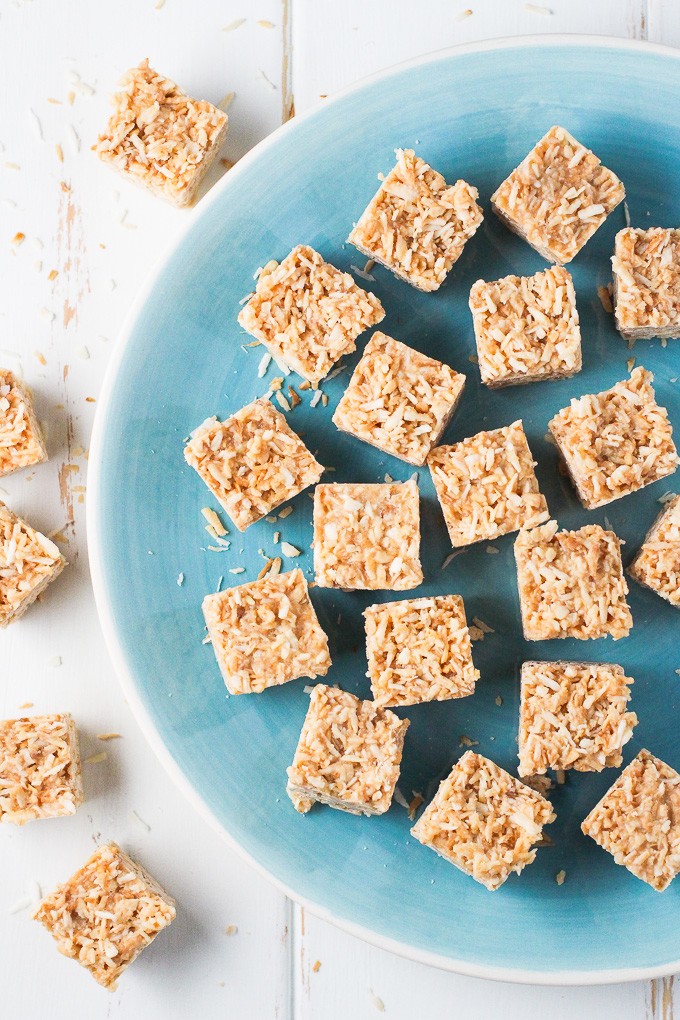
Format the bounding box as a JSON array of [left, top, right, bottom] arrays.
[[89, 37, 680, 983]]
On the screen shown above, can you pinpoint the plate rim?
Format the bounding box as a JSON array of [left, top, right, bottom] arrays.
[[87, 33, 680, 986]]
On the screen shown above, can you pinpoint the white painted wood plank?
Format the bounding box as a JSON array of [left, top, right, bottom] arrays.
[[648, 0, 680, 46]]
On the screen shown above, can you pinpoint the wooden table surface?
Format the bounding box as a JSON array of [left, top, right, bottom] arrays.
[[1, 2, 679, 1017]]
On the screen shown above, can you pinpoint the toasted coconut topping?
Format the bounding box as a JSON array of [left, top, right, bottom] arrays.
[[428, 420, 549, 547], [184, 399, 323, 532], [518, 661, 637, 776], [491, 126, 624, 264], [0, 501, 66, 628], [612, 228, 680, 340], [313, 480, 422, 590], [348, 149, 483, 292], [34, 843, 176, 988], [628, 494, 680, 607], [202, 568, 331, 694], [238, 245, 384, 384], [0, 713, 82, 824], [582, 750, 680, 891], [411, 751, 555, 890], [332, 331, 465, 466], [93, 59, 227, 207], [364, 595, 478, 707], [548, 367, 678, 509], [514, 520, 632, 641], [0, 370, 47, 476], [469, 267, 582, 387], [286, 684, 408, 816]]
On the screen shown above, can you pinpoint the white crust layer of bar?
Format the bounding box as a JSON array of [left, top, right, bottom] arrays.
[[364, 595, 478, 707], [286, 684, 409, 816], [548, 367, 678, 509], [34, 842, 176, 988], [469, 267, 582, 387], [0, 713, 83, 824], [0, 501, 66, 627], [411, 751, 555, 890], [93, 59, 228, 207], [202, 568, 331, 694], [628, 494, 680, 607], [332, 331, 465, 466], [184, 399, 323, 531], [582, 750, 680, 891], [0, 370, 47, 476], [514, 520, 632, 641], [518, 661, 637, 776], [427, 420, 549, 547], [313, 480, 422, 590], [237, 245, 384, 384], [612, 228, 680, 340], [348, 149, 483, 292]]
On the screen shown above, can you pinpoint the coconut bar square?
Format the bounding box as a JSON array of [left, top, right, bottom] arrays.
[[514, 521, 632, 641], [469, 267, 582, 387], [184, 398, 323, 532], [518, 661, 637, 777], [238, 246, 384, 384], [203, 568, 331, 695], [313, 480, 422, 590], [93, 59, 228, 207], [364, 595, 478, 708], [628, 495, 680, 607], [332, 332, 465, 466], [613, 228, 680, 340], [0, 370, 47, 476], [548, 368, 678, 509], [427, 420, 549, 548], [34, 842, 175, 988], [491, 126, 625, 265], [0, 713, 82, 825], [286, 684, 409, 815], [0, 501, 65, 628], [411, 751, 554, 890], [582, 750, 680, 891], [348, 149, 483, 292]]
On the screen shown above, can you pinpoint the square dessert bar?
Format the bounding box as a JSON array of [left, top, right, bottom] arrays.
[[93, 59, 228, 207], [238, 245, 384, 384], [34, 842, 176, 987], [518, 661, 637, 776], [514, 521, 632, 641], [411, 751, 555, 890], [469, 266, 582, 387], [0, 713, 82, 825], [332, 331, 466, 466], [286, 684, 409, 815], [548, 367, 678, 509], [628, 495, 680, 608], [491, 125, 625, 264], [348, 148, 483, 292], [0, 501, 65, 627], [612, 228, 680, 340], [202, 568, 331, 695], [582, 750, 680, 891], [364, 595, 478, 707], [313, 480, 422, 590], [0, 370, 47, 476], [427, 420, 549, 547], [184, 398, 323, 531]]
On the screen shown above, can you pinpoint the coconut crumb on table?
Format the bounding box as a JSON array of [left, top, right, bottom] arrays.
[[93, 59, 228, 207], [628, 493, 680, 607], [0, 713, 83, 825], [491, 125, 624, 264], [0, 501, 66, 627], [548, 367, 678, 509], [0, 370, 48, 476], [286, 684, 408, 816], [332, 331, 466, 466], [411, 751, 554, 890], [612, 227, 680, 340], [348, 148, 483, 292]]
